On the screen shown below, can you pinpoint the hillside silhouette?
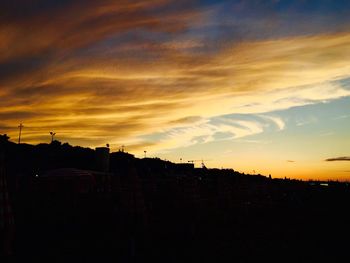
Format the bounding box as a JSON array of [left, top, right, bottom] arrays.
[[1, 135, 350, 263]]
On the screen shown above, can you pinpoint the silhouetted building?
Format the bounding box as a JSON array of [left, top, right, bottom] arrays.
[[95, 147, 110, 172], [40, 168, 97, 193], [0, 151, 15, 257], [2, 138, 350, 263], [174, 163, 194, 171], [39, 168, 113, 194]]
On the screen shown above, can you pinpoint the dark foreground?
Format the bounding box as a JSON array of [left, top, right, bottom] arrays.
[[11, 177, 350, 263], [1, 141, 350, 262]]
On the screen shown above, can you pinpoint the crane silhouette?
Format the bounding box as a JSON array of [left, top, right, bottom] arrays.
[[187, 159, 209, 169]]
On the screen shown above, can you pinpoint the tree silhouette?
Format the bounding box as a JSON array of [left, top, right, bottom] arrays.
[[0, 134, 10, 147], [0, 134, 10, 142]]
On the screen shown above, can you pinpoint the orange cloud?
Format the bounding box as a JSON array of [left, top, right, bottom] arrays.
[[1, 1, 350, 155]]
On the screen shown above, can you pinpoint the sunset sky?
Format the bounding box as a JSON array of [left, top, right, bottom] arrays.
[[1, 0, 350, 180]]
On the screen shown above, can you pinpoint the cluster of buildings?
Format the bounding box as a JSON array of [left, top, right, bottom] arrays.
[[1, 142, 349, 262]]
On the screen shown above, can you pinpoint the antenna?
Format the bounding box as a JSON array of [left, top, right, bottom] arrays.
[[144, 150, 147, 158], [18, 123, 24, 144], [49, 131, 56, 143]]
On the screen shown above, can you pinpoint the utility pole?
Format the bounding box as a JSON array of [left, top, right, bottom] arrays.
[[50, 131, 56, 143], [18, 123, 23, 144], [144, 150, 147, 158]]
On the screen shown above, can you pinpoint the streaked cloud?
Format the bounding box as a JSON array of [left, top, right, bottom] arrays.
[[137, 113, 285, 152], [325, 157, 350, 162], [1, 1, 350, 179], [3, 33, 350, 149]]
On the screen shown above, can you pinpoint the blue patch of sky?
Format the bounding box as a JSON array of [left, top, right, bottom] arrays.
[[202, 96, 350, 160], [69, 0, 350, 59], [338, 77, 350, 91], [281, 96, 350, 121], [200, 0, 350, 15], [272, 0, 350, 14], [238, 96, 350, 160], [168, 96, 348, 145], [188, 0, 350, 47], [138, 77, 350, 149], [155, 96, 350, 162], [253, 96, 350, 140], [0, 55, 50, 80], [217, 96, 350, 137], [72, 29, 172, 60], [213, 131, 234, 140]]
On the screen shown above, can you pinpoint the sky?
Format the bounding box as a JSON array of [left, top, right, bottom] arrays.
[[1, 0, 350, 180]]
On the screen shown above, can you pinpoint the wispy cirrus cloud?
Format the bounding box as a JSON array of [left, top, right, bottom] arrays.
[[1, 0, 350, 154], [135, 113, 285, 152]]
